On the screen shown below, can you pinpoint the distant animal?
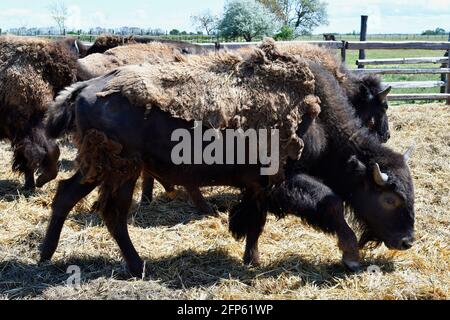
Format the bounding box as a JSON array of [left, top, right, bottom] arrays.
[[230, 61, 415, 271], [0, 36, 86, 190], [323, 34, 336, 41]]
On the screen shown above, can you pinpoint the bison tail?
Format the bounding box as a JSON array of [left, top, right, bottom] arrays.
[[229, 192, 266, 241], [45, 81, 88, 139]]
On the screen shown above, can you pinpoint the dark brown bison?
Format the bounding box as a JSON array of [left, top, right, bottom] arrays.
[[40, 42, 414, 276], [49, 42, 392, 216], [41, 42, 322, 276], [230, 61, 414, 270], [323, 34, 336, 41], [0, 36, 86, 190]]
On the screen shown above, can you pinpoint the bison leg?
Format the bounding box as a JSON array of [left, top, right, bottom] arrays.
[[186, 187, 216, 216], [23, 167, 36, 191], [140, 173, 182, 205], [102, 178, 144, 277], [140, 173, 155, 205], [40, 170, 97, 262], [243, 208, 267, 266], [12, 142, 39, 191], [268, 174, 361, 271], [36, 140, 61, 188], [229, 191, 267, 266]]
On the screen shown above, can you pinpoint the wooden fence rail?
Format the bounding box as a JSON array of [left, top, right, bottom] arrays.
[[357, 57, 449, 66], [353, 68, 450, 75]]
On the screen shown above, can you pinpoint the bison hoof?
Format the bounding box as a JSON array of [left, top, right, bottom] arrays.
[[36, 173, 57, 188], [128, 261, 147, 279], [23, 185, 36, 192], [243, 251, 261, 266], [343, 259, 362, 272]]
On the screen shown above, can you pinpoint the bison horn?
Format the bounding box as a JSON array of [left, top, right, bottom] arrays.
[[373, 163, 389, 186], [74, 40, 80, 55], [377, 85, 392, 102], [404, 145, 415, 161]]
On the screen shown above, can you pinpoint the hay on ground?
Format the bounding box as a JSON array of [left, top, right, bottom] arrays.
[[0, 104, 447, 300]]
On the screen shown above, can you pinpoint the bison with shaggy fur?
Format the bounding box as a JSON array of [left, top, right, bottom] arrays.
[[63, 41, 390, 215], [77, 42, 189, 81], [230, 61, 415, 271], [86, 34, 206, 56], [0, 36, 85, 190], [41, 40, 323, 276]]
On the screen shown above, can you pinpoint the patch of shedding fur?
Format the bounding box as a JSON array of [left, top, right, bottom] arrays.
[[96, 38, 321, 182]]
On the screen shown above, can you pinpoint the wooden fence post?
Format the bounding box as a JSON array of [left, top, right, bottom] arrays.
[[341, 40, 347, 63], [447, 33, 450, 105], [443, 33, 450, 103], [358, 15, 368, 69]]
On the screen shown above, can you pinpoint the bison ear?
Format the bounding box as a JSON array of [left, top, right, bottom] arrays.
[[347, 155, 366, 175], [359, 83, 371, 99], [377, 85, 392, 102]]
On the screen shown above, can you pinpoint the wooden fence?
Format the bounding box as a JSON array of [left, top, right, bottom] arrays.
[[201, 40, 450, 104]]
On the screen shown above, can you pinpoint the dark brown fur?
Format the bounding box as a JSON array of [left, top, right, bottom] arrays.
[[0, 36, 79, 189]]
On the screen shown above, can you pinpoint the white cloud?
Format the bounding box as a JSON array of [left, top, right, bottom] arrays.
[[317, 0, 450, 33], [67, 5, 82, 30]]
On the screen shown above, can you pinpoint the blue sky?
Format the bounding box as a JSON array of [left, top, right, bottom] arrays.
[[0, 0, 449, 34]]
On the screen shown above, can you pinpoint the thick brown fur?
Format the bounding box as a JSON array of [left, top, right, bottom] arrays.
[[75, 129, 142, 213], [277, 42, 346, 82], [86, 35, 136, 55], [97, 38, 321, 181], [86, 34, 206, 56], [77, 42, 187, 81], [0, 36, 77, 188]]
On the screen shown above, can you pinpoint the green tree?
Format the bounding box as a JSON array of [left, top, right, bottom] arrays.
[[169, 29, 180, 35], [218, 0, 276, 42], [257, 0, 328, 34], [435, 28, 446, 35], [274, 25, 295, 40]]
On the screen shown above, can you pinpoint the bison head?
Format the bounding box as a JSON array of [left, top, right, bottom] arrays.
[[345, 147, 415, 251], [350, 75, 391, 143]]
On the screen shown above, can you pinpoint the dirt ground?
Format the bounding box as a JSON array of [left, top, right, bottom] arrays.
[[0, 103, 448, 300]]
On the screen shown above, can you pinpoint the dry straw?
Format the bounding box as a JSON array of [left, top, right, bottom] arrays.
[[0, 103, 448, 299]]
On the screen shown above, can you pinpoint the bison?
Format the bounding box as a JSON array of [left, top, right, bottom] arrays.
[[86, 34, 206, 56], [0, 36, 86, 190], [47, 41, 392, 216], [40, 41, 322, 276], [323, 34, 336, 41], [230, 61, 414, 271], [40, 41, 414, 276]]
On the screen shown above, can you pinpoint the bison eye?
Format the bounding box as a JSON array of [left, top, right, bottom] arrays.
[[380, 193, 402, 209]]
